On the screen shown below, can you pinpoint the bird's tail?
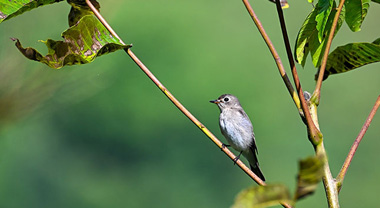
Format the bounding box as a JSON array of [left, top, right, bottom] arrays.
[[243, 149, 265, 181]]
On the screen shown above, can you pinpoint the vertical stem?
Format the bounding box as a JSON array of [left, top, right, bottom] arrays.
[[273, 0, 321, 145], [310, 100, 339, 207], [317, 143, 340, 208]]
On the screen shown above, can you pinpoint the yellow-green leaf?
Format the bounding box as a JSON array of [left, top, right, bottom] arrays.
[[12, 15, 131, 69], [232, 184, 292, 208], [294, 155, 324, 200]]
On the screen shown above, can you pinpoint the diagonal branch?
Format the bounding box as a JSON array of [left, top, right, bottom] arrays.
[[312, 0, 346, 105], [336, 95, 380, 192], [85, 0, 265, 185], [241, 0, 302, 116]]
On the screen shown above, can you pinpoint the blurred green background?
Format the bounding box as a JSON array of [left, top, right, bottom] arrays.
[[0, 1, 379, 207]]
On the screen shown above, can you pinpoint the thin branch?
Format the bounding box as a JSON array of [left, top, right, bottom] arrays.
[[85, 0, 266, 185], [273, 0, 321, 145], [312, 0, 346, 104], [241, 0, 302, 115], [336, 95, 380, 192]]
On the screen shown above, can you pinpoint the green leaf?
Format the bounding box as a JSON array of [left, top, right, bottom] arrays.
[[295, 2, 345, 67], [232, 184, 292, 208], [294, 8, 318, 67], [294, 155, 324, 200], [317, 38, 380, 80], [12, 15, 131, 69], [345, 0, 370, 32], [0, 0, 63, 23], [315, 0, 334, 42], [372, 0, 380, 3]]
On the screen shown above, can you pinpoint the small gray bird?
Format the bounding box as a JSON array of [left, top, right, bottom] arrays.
[[210, 94, 265, 181]]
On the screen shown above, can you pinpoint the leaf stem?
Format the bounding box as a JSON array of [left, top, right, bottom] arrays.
[[85, 0, 266, 185], [312, 0, 346, 104], [336, 95, 380, 192], [241, 0, 301, 114]]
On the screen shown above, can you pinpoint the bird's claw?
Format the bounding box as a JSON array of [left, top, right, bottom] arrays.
[[233, 151, 243, 165], [220, 143, 230, 151]]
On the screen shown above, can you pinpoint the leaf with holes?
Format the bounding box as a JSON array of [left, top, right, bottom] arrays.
[[12, 15, 131, 69]]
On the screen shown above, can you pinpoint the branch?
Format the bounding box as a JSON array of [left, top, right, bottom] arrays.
[[336, 95, 380, 192], [273, 0, 321, 145], [85, 0, 265, 185], [241, 0, 302, 115], [312, 0, 346, 105]]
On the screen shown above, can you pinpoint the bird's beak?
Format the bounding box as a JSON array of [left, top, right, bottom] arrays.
[[210, 99, 220, 104]]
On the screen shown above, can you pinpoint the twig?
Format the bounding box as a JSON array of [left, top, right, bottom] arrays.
[[336, 95, 380, 192], [241, 0, 302, 115], [85, 0, 266, 185], [312, 0, 346, 105], [273, 0, 321, 145]]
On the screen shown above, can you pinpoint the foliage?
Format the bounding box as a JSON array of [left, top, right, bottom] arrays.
[[0, 0, 379, 208], [2, 0, 130, 69]]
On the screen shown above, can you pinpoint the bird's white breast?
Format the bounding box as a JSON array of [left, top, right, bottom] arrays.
[[219, 108, 254, 151]]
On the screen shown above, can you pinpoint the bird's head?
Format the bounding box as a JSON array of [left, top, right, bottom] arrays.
[[210, 94, 241, 110]]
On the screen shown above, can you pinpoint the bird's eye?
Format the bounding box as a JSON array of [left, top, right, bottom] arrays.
[[224, 97, 229, 102]]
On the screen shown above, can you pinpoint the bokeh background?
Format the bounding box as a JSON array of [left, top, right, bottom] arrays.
[[0, 1, 379, 207]]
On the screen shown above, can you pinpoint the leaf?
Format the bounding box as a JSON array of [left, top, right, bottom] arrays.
[[294, 155, 324, 200], [315, 0, 334, 42], [311, 3, 345, 67], [67, 0, 100, 26], [232, 184, 292, 208], [316, 38, 380, 80], [372, 0, 380, 3], [295, 1, 345, 67], [0, 0, 63, 23], [12, 15, 131, 69], [345, 0, 370, 32], [294, 8, 318, 67]]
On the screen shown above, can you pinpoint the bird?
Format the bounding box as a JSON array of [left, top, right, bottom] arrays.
[[210, 94, 265, 181]]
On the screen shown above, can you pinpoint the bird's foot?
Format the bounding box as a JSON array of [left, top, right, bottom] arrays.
[[233, 151, 243, 165], [220, 143, 230, 151]]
